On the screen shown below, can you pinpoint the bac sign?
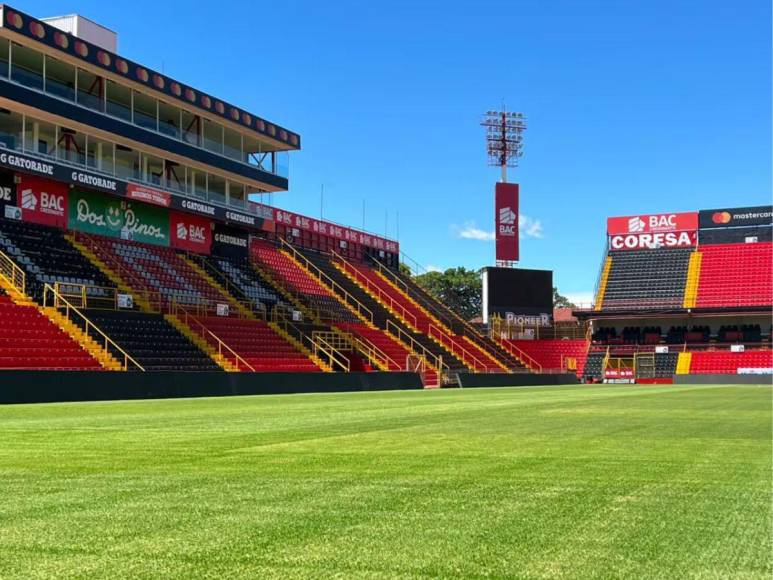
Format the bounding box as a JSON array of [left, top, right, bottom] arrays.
[[607, 211, 698, 251], [495, 182, 519, 263]]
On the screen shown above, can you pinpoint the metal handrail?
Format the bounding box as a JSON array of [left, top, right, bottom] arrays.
[[428, 323, 492, 372], [331, 251, 419, 330], [248, 254, 331, 323], [171, 302, 255, 371], [496, 338, 543, 373], [0, 248, 25, 295], [338, 329, 401, 371], [279, 238, 375, 325], [385, 319, 448, 376], [186, 252, 267, 317], [43, 283, 144, 371], [370, 256, 466, 332], [72, 232, 149, 295], [312, 333, 351, 372]]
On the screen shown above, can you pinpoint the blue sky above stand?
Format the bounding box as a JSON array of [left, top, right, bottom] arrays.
[[23, 0, 772, 301]]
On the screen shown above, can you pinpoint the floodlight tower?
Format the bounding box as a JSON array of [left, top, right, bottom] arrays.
[[481, 108, 526, 183]]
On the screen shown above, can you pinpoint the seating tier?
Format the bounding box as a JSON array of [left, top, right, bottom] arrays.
[[602, 248, 692, 310], [0, 295, 101, 370], [695, 243, 773, 308], [195, 316, 320, 372], [505, 339, 589, 374]]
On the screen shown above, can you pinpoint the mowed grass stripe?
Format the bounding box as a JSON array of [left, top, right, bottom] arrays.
[[0, 384, 769, 579]]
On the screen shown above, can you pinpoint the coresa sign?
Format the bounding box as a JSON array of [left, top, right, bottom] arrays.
[[607, 211, 698, 251], [610, 230, 697, 251]]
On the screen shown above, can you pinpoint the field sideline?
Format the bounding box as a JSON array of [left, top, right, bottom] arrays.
[[0, 384, 770, 578]]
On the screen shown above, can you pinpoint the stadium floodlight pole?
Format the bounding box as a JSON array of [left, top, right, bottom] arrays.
[[481, 108, 526, 183]]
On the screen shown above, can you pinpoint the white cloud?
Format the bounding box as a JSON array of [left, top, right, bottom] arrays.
[[519, 215, 544, 239], [454, 222, 495, 241], [451, 215, 544, 242], [425, 264, 442, 273]]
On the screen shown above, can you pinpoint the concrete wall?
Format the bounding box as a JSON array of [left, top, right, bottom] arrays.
[[0, 371, 423, 404]]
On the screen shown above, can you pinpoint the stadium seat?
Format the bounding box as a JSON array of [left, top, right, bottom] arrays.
[[80, 309, 221, 372], [0, 217, 115, 302], [601, 248, 692, 310], [695, 243, 773, 308], [0, 290, 102, 370]]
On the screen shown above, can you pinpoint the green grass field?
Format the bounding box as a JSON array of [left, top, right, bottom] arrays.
[[0, 384, 770, 579]]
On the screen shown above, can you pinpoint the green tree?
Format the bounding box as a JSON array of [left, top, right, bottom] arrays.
[[414, 267, 482, 321], [553, 287, 576, 309]]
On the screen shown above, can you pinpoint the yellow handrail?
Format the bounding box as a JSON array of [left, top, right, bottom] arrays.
[[331, 251, 419, 330], [428, 323, 492, 372], [496, 338, 543, 374], [186, 252, 267, 318], [370, 256, 491, 341], [248, 256, 327, 323], [338, 328, 400, 371], [0, 248, 25, 295], [171, 302, 255, 372], [43, 283, 144, 371], [279, 238, 375, 325], [385, 319, 448, 377], [312, 333, 351, 372]]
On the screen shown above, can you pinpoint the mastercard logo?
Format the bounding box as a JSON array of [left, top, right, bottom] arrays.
[[712, 211, 732, 224]]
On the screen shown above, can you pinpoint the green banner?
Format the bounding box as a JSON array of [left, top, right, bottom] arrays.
[[68, 189, 169, 246]]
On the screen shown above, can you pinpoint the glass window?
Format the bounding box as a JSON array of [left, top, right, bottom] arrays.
[[165, 161, 185, 192], [141, 153, 164, 186], [181, 109, 200, 146], [44, 56, 75, 101], [76, 69, 104, 112], [133, 91, 157, 131], [228, 181, 245, 206], [57, 127, 86, 166], [86, 137, 114, 173], [207, 173, 226, 204], [202, 119, 222, 154], [190, 170, 206, 198], [275, 151, 289, 177], [106, 80, 132, 122], [0, 39, 9, 79], [223, 127, 242, 161], [24, 118, 56, 156], [158, 101, 180, 139], [10, 43, 43, 90], [0, 109, 24, 150], [115, 144, 139, 180]]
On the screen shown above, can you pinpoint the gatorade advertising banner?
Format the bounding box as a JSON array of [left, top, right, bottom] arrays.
[[68, 189, 169, 246], [495, 182, 519, 263], [169, 211, 212, 254], [18, 175, 68, 228], [699, 206, 773, 229], [211, 223, 249, 258], [0, 170, 17, 217]]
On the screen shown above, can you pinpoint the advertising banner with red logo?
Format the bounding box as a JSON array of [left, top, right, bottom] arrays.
[[169, 211, 212, 254], [698, 206, 773, 229], [17, 175, 68, 228], [126, 183, 171, 208], [607, 212, 698, 235], [495, 182, 519, 263], [607, 211, 698, 251], [272, 208, 399, 254]]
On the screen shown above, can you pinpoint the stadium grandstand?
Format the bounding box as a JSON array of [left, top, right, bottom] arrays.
[[0, 5, 769, 402], [0, 5, 538, 401]]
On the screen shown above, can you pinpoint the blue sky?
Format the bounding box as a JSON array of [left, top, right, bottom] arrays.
[[25, 0, 772, 302]]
